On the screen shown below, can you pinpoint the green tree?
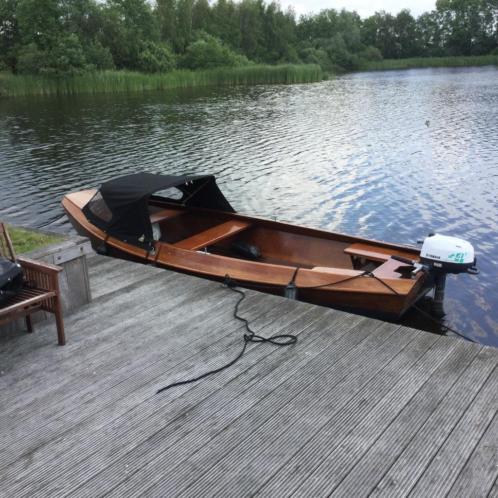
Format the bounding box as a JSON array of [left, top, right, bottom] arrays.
[[180, 33, 247, 68], [361, 11, 400, 58], [3, 0, 498, 76], [101, 0, 158, 68], [156, 0, 177, 43], [261, 2, 298, 62], [417, 11, 445, 56], [210, 0, 240, 48], [238, 0, 265, 60], [436, 0, 497, 55], [84, 40, 115, 69], [137, 41, 176, 72], [17, 32, 88, 74], [394, 9, 421, 57], [0, 0, 20, 71], [175, 0, 194, 51], [16, 0, 62, 49], [192, 0, 211, 32]]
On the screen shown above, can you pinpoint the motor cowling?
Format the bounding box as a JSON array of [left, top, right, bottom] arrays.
[[420, 234, 477, 274]]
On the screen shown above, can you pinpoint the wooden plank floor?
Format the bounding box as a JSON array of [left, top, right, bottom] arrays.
[[1, 255, 497, 498]]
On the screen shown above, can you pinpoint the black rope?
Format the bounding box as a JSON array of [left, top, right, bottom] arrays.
[[298, 270, 369, 290], [367, 272, 477, 343], [156, 276, 297, 394], [156, 265, 476, 394]]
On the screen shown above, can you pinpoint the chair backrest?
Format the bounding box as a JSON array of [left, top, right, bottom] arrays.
[[0, 223, 16, 261]]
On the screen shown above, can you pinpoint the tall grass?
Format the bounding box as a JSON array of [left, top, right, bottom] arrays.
[[360, 54, 498, 72], [0, 64, 323, 97]]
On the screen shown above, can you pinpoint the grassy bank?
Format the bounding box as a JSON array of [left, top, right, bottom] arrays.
[[0, 64, 323, 97], [360, 54, 498, 71], [8, 226, 63, 254]]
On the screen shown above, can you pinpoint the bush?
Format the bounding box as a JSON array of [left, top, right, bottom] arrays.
[[85, 41, 115, 70], [325, 34, 361, 71], [16, 43, 48, 74], [18, 34, 89, 76], [137, 42, 176, 73], [358, 46, 383, 61], [299, 47, 333, 72], [44, 33, 88, 75], [180, 35, 247, 70]]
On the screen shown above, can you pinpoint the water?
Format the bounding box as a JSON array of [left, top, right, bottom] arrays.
[[1, 66, 497, 345]]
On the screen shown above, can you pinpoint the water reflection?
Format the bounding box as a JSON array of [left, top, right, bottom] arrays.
[[1, 66, 497, 344]]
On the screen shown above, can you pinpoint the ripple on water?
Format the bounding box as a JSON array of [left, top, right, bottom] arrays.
[[1, 66, 497, 345]]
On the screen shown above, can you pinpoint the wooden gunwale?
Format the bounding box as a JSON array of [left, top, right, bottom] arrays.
[[62, 191, 429, 315]]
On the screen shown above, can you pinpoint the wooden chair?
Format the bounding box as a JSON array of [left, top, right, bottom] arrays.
[[0, 223, 65, 345]]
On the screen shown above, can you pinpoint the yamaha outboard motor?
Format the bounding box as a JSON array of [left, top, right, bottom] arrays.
[[419, 234, 478, 317], [0, 257, 23, 305]]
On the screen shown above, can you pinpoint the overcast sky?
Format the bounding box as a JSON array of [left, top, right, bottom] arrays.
[[278, 0, 437, 18]]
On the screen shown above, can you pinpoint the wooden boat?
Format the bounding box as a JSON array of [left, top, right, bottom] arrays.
[[62, 172, 434, 318]]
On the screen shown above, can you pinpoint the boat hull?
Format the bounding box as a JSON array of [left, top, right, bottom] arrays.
[[62, 193, 431, 318]]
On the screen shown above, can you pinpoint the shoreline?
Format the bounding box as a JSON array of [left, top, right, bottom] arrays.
[[0, 64, 323, 98], [359, 54, 498, 72], [1, 55, 497, 98]]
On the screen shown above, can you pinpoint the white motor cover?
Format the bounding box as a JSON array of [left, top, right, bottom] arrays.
[[420, 234, 474, 265]]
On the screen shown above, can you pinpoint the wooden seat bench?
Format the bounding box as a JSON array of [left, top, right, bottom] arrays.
[[344, 242, 418, 263], [344, 243, 392, 262], [149, 207, 184, 224], [174, 220, 251, 251], [0, 223, 65, 345]]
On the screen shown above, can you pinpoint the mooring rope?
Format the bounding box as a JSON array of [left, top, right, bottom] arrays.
[[156, 276, 297, 394], [156, 268, 475, 394]]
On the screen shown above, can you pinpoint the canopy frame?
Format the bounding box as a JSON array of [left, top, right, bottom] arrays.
[[83, 172, 234, 249]]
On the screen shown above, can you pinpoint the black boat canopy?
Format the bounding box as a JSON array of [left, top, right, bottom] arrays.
[[83, 172, 234, 248]]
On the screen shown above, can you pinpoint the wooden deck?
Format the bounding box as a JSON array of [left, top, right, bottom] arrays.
[[1, 255, 498, 497]]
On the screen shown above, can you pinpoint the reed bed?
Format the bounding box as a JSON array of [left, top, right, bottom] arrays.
[[0, 64, 323, 97], [360, 55, 498, 71]]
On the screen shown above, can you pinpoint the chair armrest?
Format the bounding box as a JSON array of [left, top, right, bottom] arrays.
[[17, 256, 63, 275], [17, 256, 63, 292]]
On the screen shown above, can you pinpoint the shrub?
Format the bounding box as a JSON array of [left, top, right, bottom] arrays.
[[180, 35, 246, 70], [18, 34, 89, 76], [325, 34, 361, 71], [43, 33, 88, 75], [358, 46, 383, 61], [16, 43, 48, 74], [85, 41, 115, 70], [137, 42, 176, 73], [299, 47, 333, 72]]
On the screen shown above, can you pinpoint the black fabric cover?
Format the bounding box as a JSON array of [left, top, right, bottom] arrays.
[[83, 172, 234, 248], [0, 257, 23, 305]]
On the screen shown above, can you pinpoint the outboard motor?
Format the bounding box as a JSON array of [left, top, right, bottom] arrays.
[[419, 234, 478, 317]]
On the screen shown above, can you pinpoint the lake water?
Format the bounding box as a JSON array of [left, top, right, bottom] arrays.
[[1, 66, 497, 345]]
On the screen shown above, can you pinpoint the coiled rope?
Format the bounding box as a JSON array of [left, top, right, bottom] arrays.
[[156, 267, 475, 394]]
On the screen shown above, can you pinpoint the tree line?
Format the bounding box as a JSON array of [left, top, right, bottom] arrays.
[[1, 0, 497, 76]]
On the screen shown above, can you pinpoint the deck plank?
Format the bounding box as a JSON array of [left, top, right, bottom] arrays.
[[1, 296, 317, 496], [369, 347, 498, 497], [146, 321, 418, 498], [0, 255, 497, 498], [447, 412, 498, 498], [329, 341, 482, 497], [408, 364, 498, 497], [0, 291, 276, 473], [84, 312, 370, 498]]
